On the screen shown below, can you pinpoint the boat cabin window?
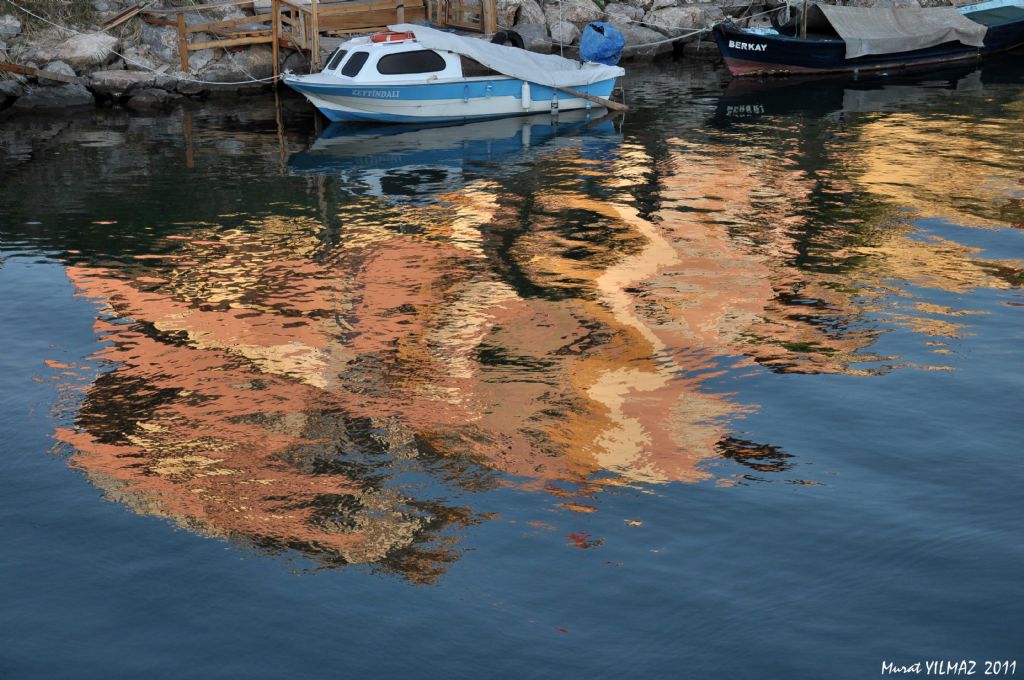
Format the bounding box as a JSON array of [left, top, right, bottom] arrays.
[[326, 48, 348, 71], [376, 50, 447, 75], [342, 51, 369, 77], [459, 56, 501, 77]]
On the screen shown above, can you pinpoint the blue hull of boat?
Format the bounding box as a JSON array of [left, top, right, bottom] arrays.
[[283, 77, 619, 123]]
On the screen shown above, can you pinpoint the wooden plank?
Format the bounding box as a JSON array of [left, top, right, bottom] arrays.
[[481, 0, 496, 34], [324, 25, 387, 34], [278, 0, 311, 15], [321, 6, 424, 21], [101, 4, 141, 30], [188, 35, 274, 50], [187, 12, 274, 34], [314, 0, 407, 15], [143, 0, 256, 15], [0, 62, 79, 83], [142, 15, 177, 26], [316, 4, 424, 28], [206, 29, 270, 37], [177, 13, 190, 73]]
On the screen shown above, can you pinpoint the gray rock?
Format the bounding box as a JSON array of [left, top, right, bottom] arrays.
[[650, 0, 676, 10], [92, 0, 110, 11], [54, 33, 119, 69], [126, 87, 180, 109], [604, 2, 644, 21], [151, 72, 177, 91], [543, 0, 604, 25], [122, 45, 160, 72], [549, 19, 581, 44], [42, 61, 78, 81], [88, 69, 156, 95], [512, 22, 552, 52], [141, 23, 181, 64], [498, 0, 548, 27], [624, 0, 652, 11], [681, 37, 719, 58], [0, 79, 24, 100], [643, 5, 715, 36], [0, 13, 21, 40], [188, 48, 216, 72], [614, 21, 672, 58], [517, 0, 547, 26], [0, 39, 6, 55], [12, 82, 94, 109], [199, 45, 274, 84], [282, 50, 310, 74], [175, 75, 207, 95]]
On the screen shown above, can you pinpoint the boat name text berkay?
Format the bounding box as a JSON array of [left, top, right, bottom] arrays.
[[727, 40, 769, 51]]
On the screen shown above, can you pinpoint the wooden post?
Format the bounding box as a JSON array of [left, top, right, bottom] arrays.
[[177, 12, 190, 73], [481, 0, 496, 34], [310, 0, 320, 71], [800, 0, 808, 39], [272, 0, 280, 80], [396, 0, 405, 23]]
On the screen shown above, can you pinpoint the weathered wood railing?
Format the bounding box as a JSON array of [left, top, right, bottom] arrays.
[[141, 0, 496, 76]]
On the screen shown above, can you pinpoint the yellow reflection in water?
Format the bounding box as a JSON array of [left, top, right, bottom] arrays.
[[856, 110, 1024, 229]]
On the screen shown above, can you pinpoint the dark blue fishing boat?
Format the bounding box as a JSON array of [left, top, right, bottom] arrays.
[[713, 0, 1024, 76]]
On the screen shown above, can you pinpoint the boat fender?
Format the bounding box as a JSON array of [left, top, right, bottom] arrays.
[[491, 30, 526, 49], [521, 81, 532, 109]]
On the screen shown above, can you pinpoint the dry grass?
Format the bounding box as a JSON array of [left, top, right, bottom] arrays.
[[10, 0, 97, 32]]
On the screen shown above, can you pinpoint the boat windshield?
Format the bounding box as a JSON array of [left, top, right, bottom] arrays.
[[376, 50, 447, 75], [326, 48, 348, 71], [341, 51, 369, 77]]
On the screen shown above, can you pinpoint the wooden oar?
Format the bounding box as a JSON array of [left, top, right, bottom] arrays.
[[553, 85, 629, 113]]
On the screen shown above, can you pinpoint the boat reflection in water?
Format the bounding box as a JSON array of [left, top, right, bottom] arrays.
[[288, 109, 622, 204]]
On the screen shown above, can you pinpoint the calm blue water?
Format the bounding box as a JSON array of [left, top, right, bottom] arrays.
[[1, 58, 1023, 679]]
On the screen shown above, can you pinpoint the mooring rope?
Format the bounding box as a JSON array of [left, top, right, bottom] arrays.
[[2, 0, 282, 85]]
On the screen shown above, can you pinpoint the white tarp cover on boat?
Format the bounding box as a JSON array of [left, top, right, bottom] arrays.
[[388, 23, 624, 88], [815, 4, 988, 59]]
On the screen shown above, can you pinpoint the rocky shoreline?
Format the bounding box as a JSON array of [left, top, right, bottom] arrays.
[[0, 0, 734, 114], [0, 0, 940, 114]]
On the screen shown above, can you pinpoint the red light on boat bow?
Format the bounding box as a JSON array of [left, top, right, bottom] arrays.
[[370, 31, 416, 43]]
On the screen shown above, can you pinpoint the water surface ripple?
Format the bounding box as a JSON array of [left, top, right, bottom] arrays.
[[1, 56, 1022, 679]]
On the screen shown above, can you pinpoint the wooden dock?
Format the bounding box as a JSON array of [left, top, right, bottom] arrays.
[[141, 0, 498, 76]]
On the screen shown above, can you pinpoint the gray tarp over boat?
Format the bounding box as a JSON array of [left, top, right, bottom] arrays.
[[814, 4, 988, 59]]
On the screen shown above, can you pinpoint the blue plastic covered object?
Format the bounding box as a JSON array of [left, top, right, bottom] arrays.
[[579, 22, 625, 66]]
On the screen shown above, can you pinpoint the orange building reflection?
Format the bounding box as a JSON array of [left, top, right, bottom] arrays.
[[53, 104, 1023, 576]]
